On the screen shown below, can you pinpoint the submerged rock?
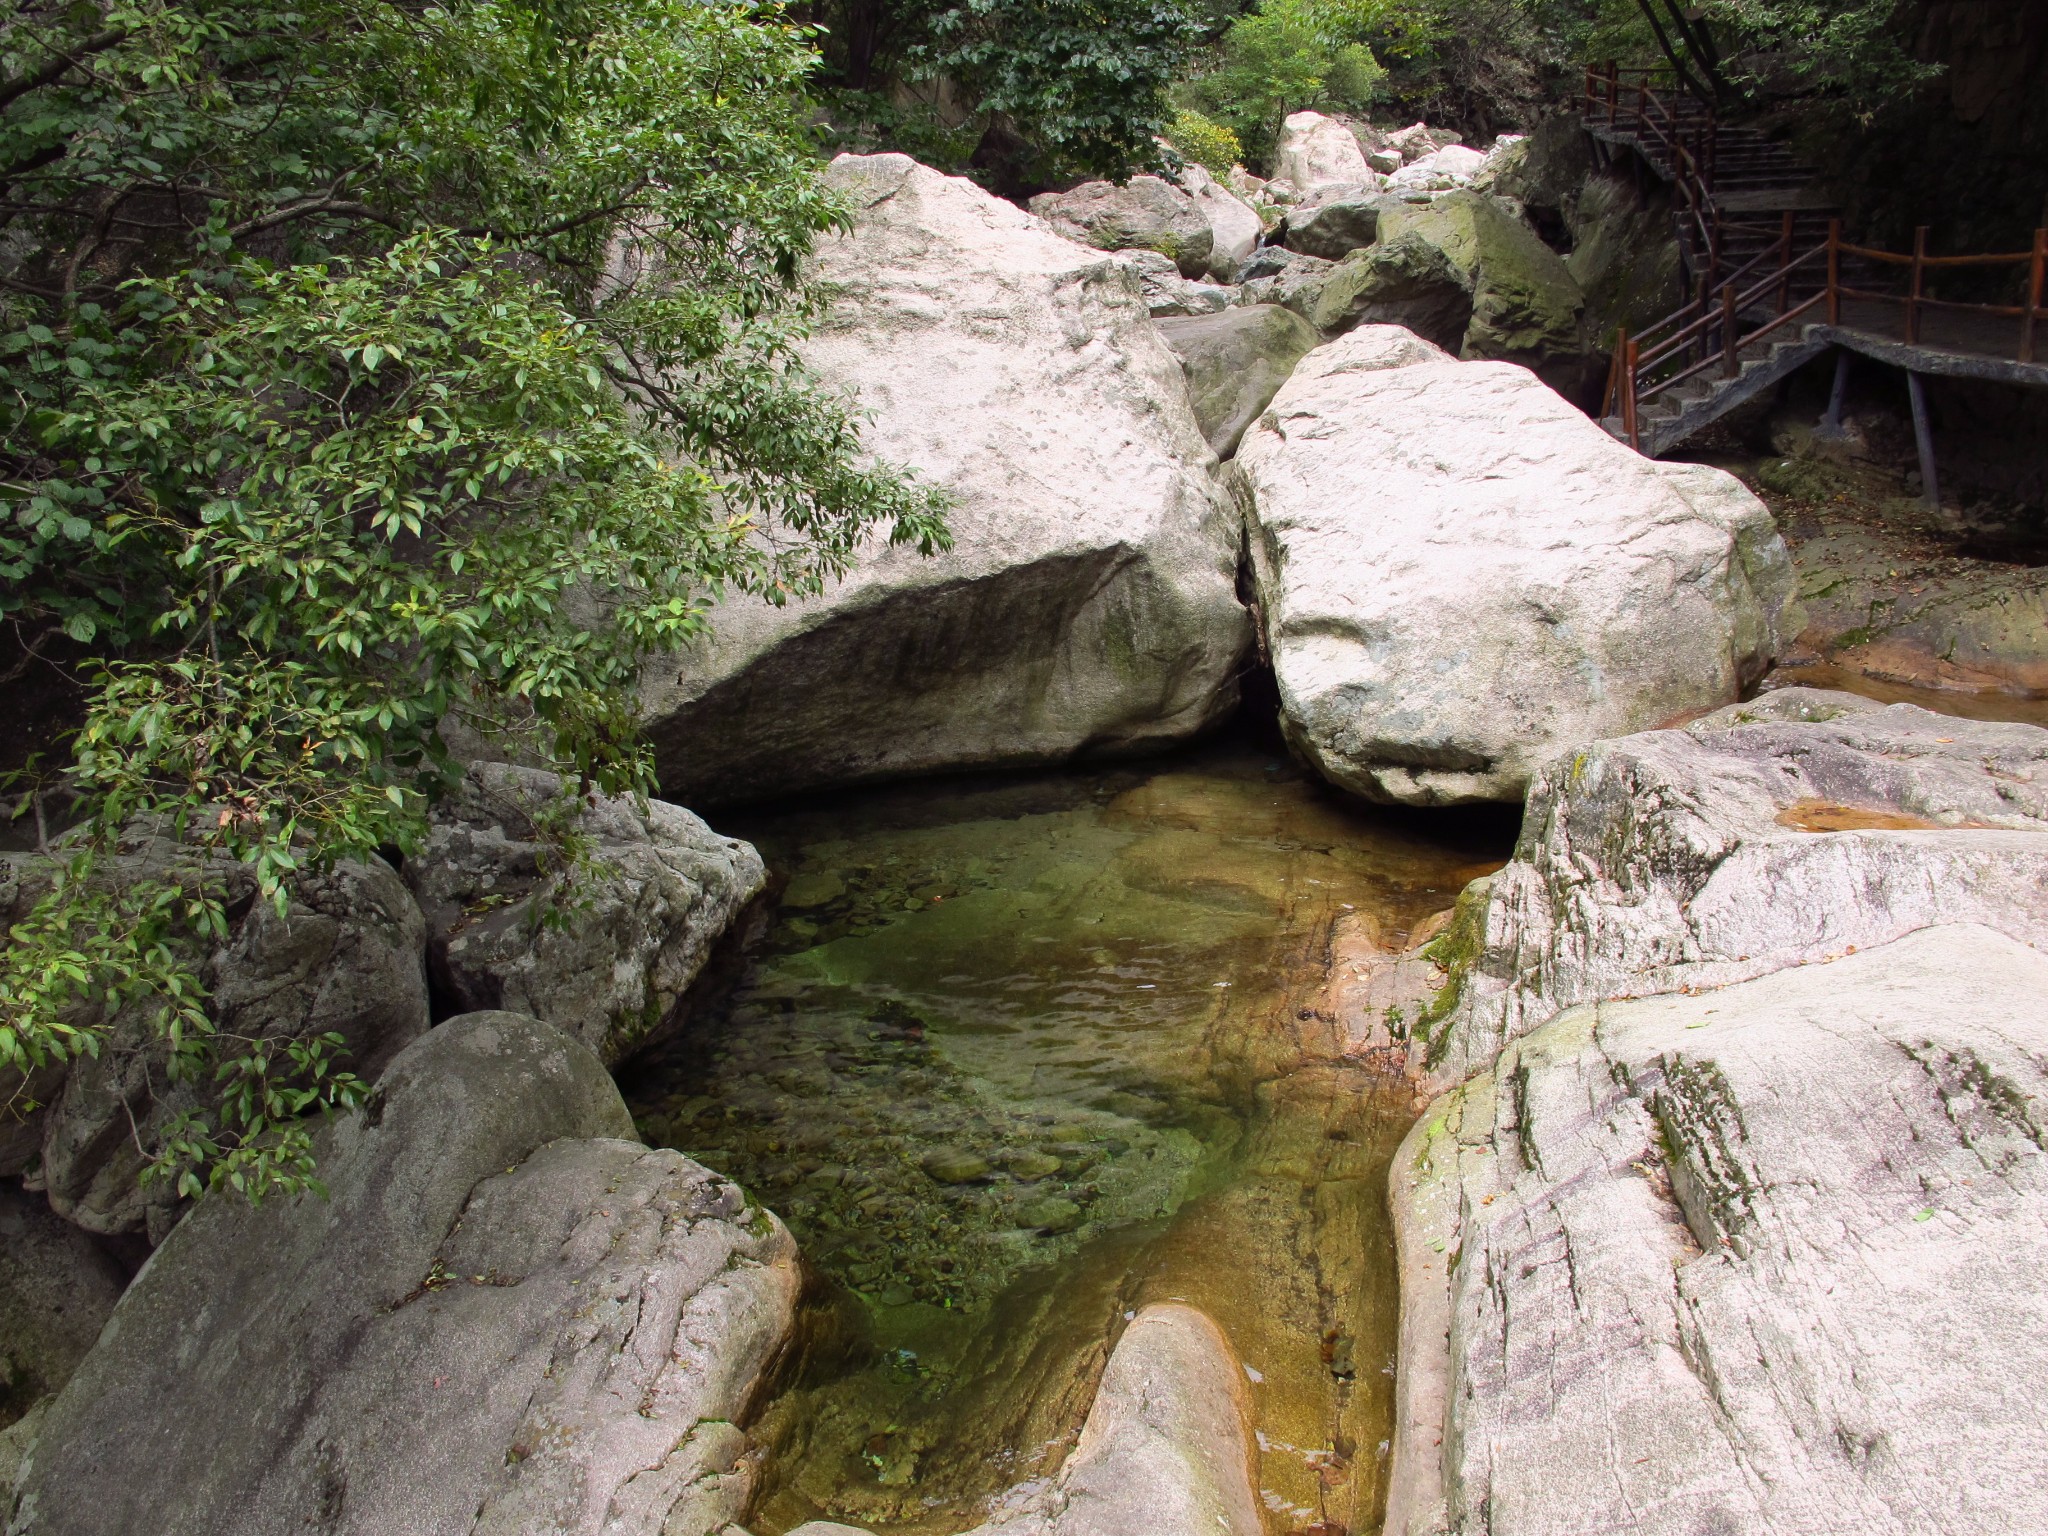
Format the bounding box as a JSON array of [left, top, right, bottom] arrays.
[[1430, 689, 2048, 1079], [1028, 176, 1215, 279], [406, 762, 766, 1065], [1388, 924, 2048, 1536], [1155, 304, 1319, 458], [1236, 326, 1796, 807], [6, 1012, 799, 1536], [1, 843, 428, 1240], [792, 1303, 1261, 1536], [641, 153, 1248, 805]]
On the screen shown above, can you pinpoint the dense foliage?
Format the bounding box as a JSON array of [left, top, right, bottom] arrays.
[[1175, 0, 1390, 165], [0, 0, 946, 1199], [805, 0, 1203, 190]]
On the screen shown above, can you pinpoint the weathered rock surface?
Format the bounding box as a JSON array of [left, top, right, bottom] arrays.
[[1307, 231, 1473, 347], [1384, 143, 1486, 191], [406, 762, 765, 1065], [1236, 247, 1335, 318], [1156, 305, 1319, 458], [1388, 924, 2048, 1536], [0, 1186, 123, 1433], [641, 153, 1248, 805], [1433, 688, 2048, 1079], [1028, 176, 1214, 278], [1173, 163, 1262, 281], [1272, 111, 1374, 191], [5, 1012, 800, 1536], [1375, 191, 1584, 374], [1120, 248, 1233, 318], [1282, 188, 1388, 260], [789, 1303, 1261, 1536], [1236, 327, 1796, 807], [1, 843, 428, 1239]]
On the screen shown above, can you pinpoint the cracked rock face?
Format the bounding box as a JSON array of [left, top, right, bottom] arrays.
[[1236, 326, 1796, 806], [406, 762, 767, 1065], [640, 153, 1248, 806], [4, 1012, 799, 1536], [1435, 689, 2048, 1080], [1387, 924, 2048, 1536]]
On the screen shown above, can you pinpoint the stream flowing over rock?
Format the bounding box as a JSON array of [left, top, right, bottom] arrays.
[[0, 841, 429, 1240], [1431, 689, 2048, 1080], [1236, 326, 1796, 806], [640, 153, 1248, 805], [406, 762, 767, 1065], [1388, 924, 2048, 1536], [3, 1012, 799, 1536]]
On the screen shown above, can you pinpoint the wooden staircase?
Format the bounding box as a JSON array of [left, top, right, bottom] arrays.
[[1580, 65, 2048, 459]]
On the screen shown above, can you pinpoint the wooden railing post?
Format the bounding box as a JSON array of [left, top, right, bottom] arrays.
[[1624, 337, 1640, 450], [2024, 228, 2045, 364], [1607, 62, 1619, 123], [1722, 282, 1740, 378], [1907, 225, 1928, 345], [1603, 329, 1626, 419], [1778, 210, 1795, 314], [1826, 219, 1841, 326]]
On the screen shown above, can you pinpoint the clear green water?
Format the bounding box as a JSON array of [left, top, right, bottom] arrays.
[[621, 741, 1509, 1536]]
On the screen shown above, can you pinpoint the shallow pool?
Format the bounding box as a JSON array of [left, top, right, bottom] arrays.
[[621, 740, 1510, 1535]]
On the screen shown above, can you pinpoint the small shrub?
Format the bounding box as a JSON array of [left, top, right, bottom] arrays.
[[1163, 108, 1244, 178]]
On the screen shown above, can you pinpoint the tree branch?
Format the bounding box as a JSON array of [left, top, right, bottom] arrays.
[[0, 25, 130, 113]]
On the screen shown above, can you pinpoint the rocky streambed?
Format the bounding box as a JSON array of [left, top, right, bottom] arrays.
[[619, 740, 1509, 1534]]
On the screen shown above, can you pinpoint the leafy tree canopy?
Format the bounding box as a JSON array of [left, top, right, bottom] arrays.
[[0, 0, 946, 1200], [805, 0, 1204, 191]]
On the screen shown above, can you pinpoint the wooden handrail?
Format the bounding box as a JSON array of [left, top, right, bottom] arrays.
[[1585, 69, 2048, 448]]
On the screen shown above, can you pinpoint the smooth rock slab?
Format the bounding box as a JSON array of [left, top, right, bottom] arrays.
[[1388, 925, 2048, 1536], [641, 153, 1248, 805], [406, 762, 766, 1065], [5, 1012, 799, 1536], [1236, 326, 1796, 806], [1433, 688, 2048, 1080]]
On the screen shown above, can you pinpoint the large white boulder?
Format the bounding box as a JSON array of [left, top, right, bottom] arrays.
[[1389, 924, 2048, 1536], [1427, 689, 2048, 1080], [1272, 111, 1373, 191], [1235, 327, 1796, 806], [641, 154, 1248, 805], [5, 1012, 800, 1536]]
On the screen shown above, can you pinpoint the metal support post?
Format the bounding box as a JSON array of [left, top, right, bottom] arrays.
[[1905, 370, 1939, 510], [1817, 351, 1851, 438]]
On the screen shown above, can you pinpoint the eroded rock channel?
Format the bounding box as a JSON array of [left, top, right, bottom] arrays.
[[618, 740, 1510, 1535]]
